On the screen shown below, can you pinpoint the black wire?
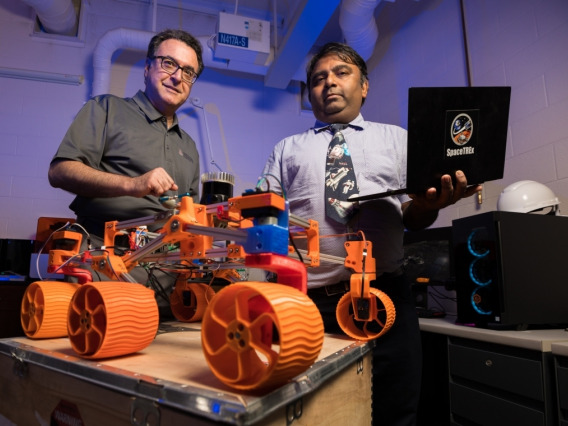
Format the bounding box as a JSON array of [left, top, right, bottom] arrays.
[[428, 286, 459, 315], [460, 0, 473, 86], [428, 292, 448, 312], [145, 265, 173, 303], [429, 286, 457, 301], [288, 231, 304, 264]]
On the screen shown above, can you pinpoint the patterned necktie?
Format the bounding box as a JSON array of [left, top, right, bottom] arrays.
[[325, 124, 359, 224]]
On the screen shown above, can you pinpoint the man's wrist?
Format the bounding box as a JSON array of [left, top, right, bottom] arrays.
[[403, 200, 439, 231]]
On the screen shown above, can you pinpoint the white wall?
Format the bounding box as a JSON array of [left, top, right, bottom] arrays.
[[363, 0, 568, 227], [0, 0, 567, 240], [0, 0, 314, 239]]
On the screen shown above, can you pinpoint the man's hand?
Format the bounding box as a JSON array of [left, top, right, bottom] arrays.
[[409, 170, 482, 211], [129, 167, 179, 197], [403, 170, 482, 231]]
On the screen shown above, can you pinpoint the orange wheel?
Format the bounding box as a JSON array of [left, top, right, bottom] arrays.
[[170, 281, 215, 322], [201, 282, 324, 391], [336, 288, 396, 341], [21, 281, 79, 339], [67, 282, 159, 359]]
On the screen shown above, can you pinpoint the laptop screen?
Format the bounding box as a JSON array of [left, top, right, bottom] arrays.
[[406, 86, 511, 193]]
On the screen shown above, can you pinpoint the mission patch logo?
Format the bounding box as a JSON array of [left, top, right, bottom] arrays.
[[445, 110, 479, 158]]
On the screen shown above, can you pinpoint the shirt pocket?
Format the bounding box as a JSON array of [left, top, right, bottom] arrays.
[[284, 154, 323, 199], [359, 145, 404, 192]]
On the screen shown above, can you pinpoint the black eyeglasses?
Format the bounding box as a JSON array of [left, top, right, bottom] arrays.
[[150, 55, 198, 84]]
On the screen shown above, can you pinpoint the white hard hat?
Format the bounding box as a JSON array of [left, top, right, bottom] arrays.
[[497, 180, 560, 214]]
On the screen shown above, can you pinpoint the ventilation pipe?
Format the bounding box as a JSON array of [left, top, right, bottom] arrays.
[[91, 1, 382, 95], [339, 0, 382, 61], [92, 28, 153, 97], [20, 0, 78, 36]]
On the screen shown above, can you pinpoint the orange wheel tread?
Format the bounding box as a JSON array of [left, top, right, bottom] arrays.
[[21, 281, 79, 339], [170, 281, 215, 322], [201, 282, 324, 391], [67, 282, 159, 359], [336, 288, 396, 341]]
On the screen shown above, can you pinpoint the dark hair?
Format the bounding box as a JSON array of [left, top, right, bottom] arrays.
[[306, 42, 368, 90], [147, 29, 204, 77]]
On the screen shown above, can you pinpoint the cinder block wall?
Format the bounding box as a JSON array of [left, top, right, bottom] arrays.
[[364, 0, 568, 227], [0, 0, 566, 239]]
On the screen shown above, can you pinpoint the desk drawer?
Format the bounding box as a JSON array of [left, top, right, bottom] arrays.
[[450, 383, 545, 426], [558, 361, 568, 423], [449, 341, 544, 401], [559, 364, 568, 410]]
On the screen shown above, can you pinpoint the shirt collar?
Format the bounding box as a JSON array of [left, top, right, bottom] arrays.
[[131, 90, 182, 135], [313, 113, 365, 133]]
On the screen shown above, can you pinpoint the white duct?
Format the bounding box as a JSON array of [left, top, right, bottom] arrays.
[[20, 0, 78, 36], [339, 0, 382, 61], [91, 2, 382, 94], [92, 28, 153, 97]]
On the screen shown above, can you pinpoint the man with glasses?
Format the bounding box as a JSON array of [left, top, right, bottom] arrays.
[[48, 29, 203, 318]]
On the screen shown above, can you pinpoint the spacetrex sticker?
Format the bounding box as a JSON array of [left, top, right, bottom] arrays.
[[445, 110, 479, 158]]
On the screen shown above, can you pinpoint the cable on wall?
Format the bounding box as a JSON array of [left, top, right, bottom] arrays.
[[460, 0, 473, 87]]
